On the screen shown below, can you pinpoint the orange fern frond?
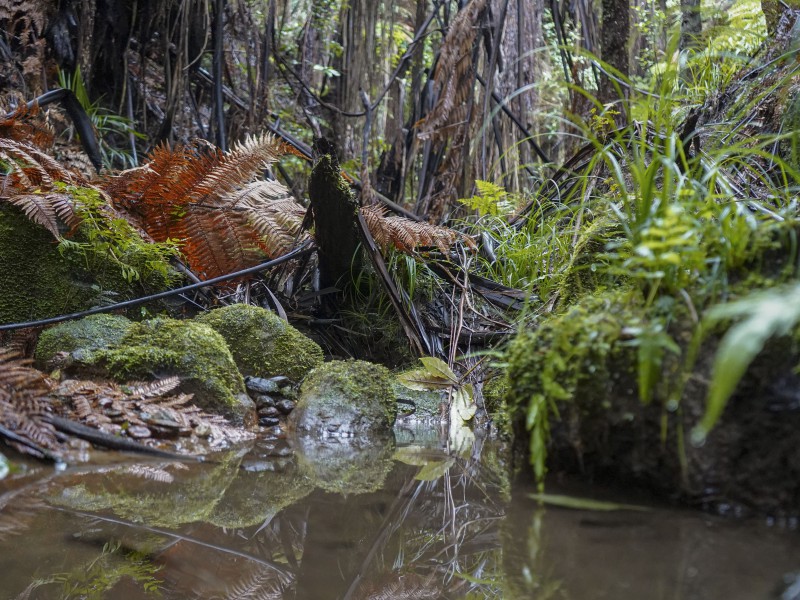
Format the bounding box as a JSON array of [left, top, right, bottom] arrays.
[[360, 205, 472, 254], [0, 137, 84, 191], [0, 101, 54, 149], [103, 134, 294, 279]]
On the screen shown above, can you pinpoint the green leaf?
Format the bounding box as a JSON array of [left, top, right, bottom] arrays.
[[393, 445, 446, 466], [419, 356, 459, 384], [529, 493, 650, 512], [416, 458, 456, 481], [695, 283, 800, 442], [450, 385, 477, 424], [397, 369, 452, 391]]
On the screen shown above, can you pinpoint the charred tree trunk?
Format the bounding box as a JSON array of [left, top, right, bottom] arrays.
[[308, 143, 362, 303]]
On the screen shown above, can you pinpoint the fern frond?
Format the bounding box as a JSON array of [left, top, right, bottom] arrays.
[[0, 101, 54, 149], [416, 0, 487, 141], [0, 350, 60, 457], [360, 205, 470, 254], [0, 137, 83, 191], [4, 192, 78, 238], [104, 134, 294, 279]]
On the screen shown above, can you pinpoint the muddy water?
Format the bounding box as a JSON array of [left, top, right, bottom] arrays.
[[0, 432, 798, 599]]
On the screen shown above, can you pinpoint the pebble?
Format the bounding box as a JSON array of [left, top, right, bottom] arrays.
[[276, 399, 296, 415], [127, 425, 152, 438], [245, 376, 284, 394], [253, 394, 276, 409], [258, 406, 281, 418]]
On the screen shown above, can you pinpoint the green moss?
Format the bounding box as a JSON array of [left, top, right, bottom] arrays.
[[102, 317, 251, 423], [0, 191, 178, 326], [507, 289, 644, 483], [300, 360, 396, 426], [34, 314, 134, 367], [195, 304, 323, 382], [0, 205, 96, 324], [49, 455, 242, 528], [296, 435, 396, 495], [209, 464, 314, 528], [291, 360, 396, 437]]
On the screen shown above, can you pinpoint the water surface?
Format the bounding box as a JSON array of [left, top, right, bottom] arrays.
[[0, 431, 797, 599]]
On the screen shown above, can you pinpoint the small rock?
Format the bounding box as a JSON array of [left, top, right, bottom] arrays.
[[245, 376, 282, 395], [259, 406, 281, 418], [194, 423, 212, 438], [252, 393, 276, 408], [260, 416, 280, 427], [276, 399, 296, 415], [127, 425, 152, 438]]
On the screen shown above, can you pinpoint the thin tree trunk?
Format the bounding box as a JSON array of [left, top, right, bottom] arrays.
[[600, 0, 630, 104], [680, 0, 702, 50]]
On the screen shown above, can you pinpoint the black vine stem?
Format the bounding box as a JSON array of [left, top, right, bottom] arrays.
[[0, 243, 314, 332]]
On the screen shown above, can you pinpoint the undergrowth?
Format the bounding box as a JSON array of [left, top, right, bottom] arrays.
[[468, 25, 800, 485]]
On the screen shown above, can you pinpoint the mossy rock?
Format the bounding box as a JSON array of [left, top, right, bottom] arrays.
[[0, 205, 95, 325], [34, 314, 134, 368], [49, 453, 242, 528], [0, 203, 178, 327], [102, 317, 254, 425], [195, 304, 323, 382], [209, 460, 315, 528], [291, 360, 396, 437]]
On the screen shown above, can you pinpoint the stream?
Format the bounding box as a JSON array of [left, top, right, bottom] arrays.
[[1, 428, 798, 599]]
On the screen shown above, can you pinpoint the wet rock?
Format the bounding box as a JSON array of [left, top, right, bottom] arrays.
[[259, 416, 280, 427], [275, 399, 296, 415], [196, 304, 323, 382], [258, 406, 281, 419], [295, 434, 395, 495], [252, 394, 276, 409], [126, 425, 152, 439], [290, 360, 395, 437], [245, 376, 282, 395]]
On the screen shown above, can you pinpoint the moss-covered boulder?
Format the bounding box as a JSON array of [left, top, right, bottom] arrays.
[[0, 205, 95, 325], [0, 202, 177, 327], [34, 314, 134, 368], [290, 360, 395, 437], [49, 452, 243, 528], [101, 317, 255, 425], [195, 304, 323, 382], [296, 434, 396, 495]]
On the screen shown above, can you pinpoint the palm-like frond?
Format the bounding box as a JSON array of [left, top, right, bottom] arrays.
[[416, 0, 487, 142]]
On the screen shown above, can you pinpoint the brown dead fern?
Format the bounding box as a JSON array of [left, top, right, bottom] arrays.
[[416, 0, 487, 143], [0, 350, 60, 458], [102, 134, 303, 280], [361, 204, 473, 254]]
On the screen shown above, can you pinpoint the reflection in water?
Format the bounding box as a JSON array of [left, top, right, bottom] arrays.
[[0, 431, 798, 599]]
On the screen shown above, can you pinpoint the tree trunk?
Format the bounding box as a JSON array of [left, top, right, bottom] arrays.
[[308, 145, 362, 300], [680, 0, 702, 50], [600, 0, 630, 104]]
